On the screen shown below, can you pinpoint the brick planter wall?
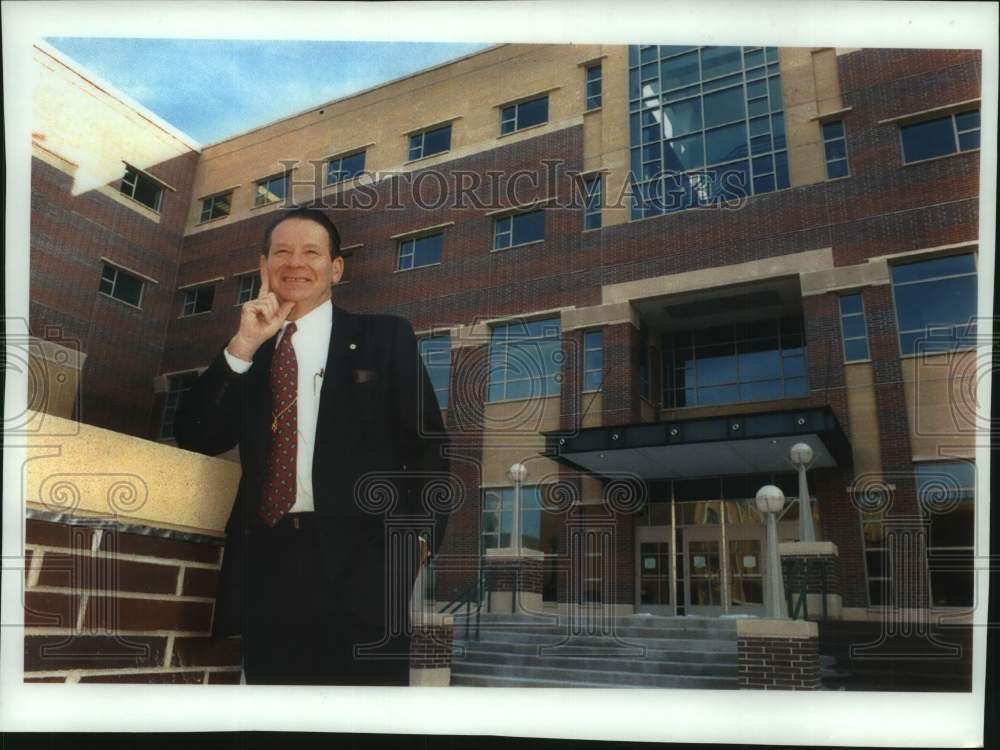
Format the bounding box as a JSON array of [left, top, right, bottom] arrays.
[[23, 516, 240, 684], [483, 552, 544, 613], [409, 614, 454, 687], [483, 555, 544, 593], [737, 620, 820, 690]]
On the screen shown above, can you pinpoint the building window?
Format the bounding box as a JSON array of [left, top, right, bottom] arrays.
[[254, 173, 288, 207], [917, 461, 975, 608], [583, 174, 602, 230], [639, 322, 651, 400], [662, 317, 807, 408], [585, 63, 603, 110], [99, 263, 144, 308], [160, 372, 199, 439], [199, 192, 232, 222], [822, 120, 849, 179], [500, 95, 549, 135], [408, 124, 452, 161], [481, 485, 561, 554], [900, 109, 980, 164], [890, 253, 977, 355], [582, 530, 606, 603], [860, 506, 892, 607], [326, 150, 366, 186], [419, 334, 451, 409], [487, 317, 561, 402], [493, 209, 545, 250], [627, 45, 788, 219], [582, 329, 603, 392], [236, 272, 262, 305], [119, 167, 164, 212], [181, 285, 215, 317], [839, 293, 870, 362], [398, 233, 443, 271]]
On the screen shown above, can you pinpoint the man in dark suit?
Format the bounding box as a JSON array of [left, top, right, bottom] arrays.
[[174, 206, 450, 686]]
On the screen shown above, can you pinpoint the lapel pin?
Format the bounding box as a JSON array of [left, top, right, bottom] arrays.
[[349, 343, 357, 350]]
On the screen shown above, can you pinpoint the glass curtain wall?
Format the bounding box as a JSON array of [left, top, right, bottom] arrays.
[[628, 45, 789, 218]]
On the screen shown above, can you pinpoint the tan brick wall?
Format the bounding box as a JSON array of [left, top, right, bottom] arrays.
[[844, 363, 883, 477], [780, 47, 826, 187], [32, 43, 197, 207], [187, 43, 609, 233], [902, 350, 978, 460]]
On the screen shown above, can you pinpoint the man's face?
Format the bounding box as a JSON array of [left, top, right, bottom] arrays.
[[265, 217, 343, 318]]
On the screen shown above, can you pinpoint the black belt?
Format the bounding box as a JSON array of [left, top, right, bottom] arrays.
[[274, 512, 317, 531]]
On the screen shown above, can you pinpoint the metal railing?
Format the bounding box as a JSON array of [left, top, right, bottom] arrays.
[[784, 556, 830, 621], [427, 556, 485, 641]]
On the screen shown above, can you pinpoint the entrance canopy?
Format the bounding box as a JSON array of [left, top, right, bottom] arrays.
[[543, 406, 851, 479]]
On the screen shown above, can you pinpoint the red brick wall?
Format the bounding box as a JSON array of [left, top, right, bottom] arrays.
[[602, 323, 640, 427], [409, 623, 454, 670], [433, 344, 487, 601], [861, 284, 929, 606], [23, 518, 239, 684], [30, 151, 199, 438], [737, 635, 820, 690], [812, 466, 869, 608], [483, 557, 543, 594], [801, 292, 869, 607], [831, 48, 980, 268]]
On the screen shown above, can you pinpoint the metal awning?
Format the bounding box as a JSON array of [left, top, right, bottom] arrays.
[[543, 406, 851, 480]]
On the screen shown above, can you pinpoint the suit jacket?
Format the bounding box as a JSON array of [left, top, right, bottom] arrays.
[[174, 303, 450, 641]]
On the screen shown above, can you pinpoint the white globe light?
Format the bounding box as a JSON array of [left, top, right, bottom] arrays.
[[789, 442, 814, 467], [508, 463, 528, 483], [755, 484, 786, 514]]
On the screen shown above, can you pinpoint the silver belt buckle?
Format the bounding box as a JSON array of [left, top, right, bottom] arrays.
[[291, 515, 301, 530]]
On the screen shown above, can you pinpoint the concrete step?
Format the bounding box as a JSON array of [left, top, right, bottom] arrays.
[[450, 660, 738, 689], [448, 613, 741, 688], [454, 630, 737, 651], [451, 648, 736, 678], [460, 613, 739, 629], [453, 639, 737, 663], [453, 616, 739, 640], [450, 673, 651, 689]]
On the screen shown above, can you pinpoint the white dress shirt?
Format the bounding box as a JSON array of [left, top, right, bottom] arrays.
[[223, 298, 332, 513]]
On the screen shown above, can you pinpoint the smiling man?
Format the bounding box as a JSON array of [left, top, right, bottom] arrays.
[[174, 205, 450, 686]]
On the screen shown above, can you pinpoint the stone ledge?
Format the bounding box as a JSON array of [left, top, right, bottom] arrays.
[[736, 618, 819, 639], [410, 611, 454, 628], [779, 541, 839, 557], [409, 667, 450, 686], [26, 410, 239, 536], [484, 547, 545, 560]]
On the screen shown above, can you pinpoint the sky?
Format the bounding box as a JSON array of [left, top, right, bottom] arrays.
[[44, 38, 493, 144]]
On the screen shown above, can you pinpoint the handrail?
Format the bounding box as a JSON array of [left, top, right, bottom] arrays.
[[784, 556, 831, 622], [430, 556, 485, 640]]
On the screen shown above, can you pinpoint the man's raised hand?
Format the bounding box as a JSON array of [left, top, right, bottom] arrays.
[[226, 255, 295, 361]]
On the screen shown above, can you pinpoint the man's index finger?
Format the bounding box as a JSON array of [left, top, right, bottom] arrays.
[[258, 254, 269, 297]]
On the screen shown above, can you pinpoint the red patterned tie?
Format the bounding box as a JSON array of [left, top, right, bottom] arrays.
[[258, 322, 298, 526]]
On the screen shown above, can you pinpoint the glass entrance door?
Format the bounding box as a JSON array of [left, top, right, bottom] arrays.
[[685, 535, 723, 615], [727, 535, 765, 615], [684, 524, 766, 616], [636, 527, 673, 615]]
